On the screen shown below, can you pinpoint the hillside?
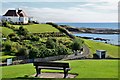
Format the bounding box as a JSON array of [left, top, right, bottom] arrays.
[[83, 39, 119, 58], [1, 23, 119, 79], [1, 23, 119, 59], [1, 23, 73, 62], [13, 24, 60, 33], [0, 27, 14, 36]]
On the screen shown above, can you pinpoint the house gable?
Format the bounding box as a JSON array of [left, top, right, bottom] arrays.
[[2, 9, 29, 24], [3, 9, 27, 17], [3, 10, 18, 16], [17, 10, 27, 17]]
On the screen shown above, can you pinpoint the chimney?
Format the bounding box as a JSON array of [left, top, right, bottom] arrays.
[[16, 8, 20, 13]]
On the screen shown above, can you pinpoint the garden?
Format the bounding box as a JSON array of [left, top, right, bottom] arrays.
[[0, 22, 119, 79], [0, 21, 84, 62]]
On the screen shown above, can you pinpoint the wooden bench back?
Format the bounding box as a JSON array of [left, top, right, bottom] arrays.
[[33, 62, 70, 68]]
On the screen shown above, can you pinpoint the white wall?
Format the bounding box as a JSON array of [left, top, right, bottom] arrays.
[[2, 16, 19, 22], [2, 16, 28, 24], [23, 17, 28, 24], [29, 17, 36, 22]]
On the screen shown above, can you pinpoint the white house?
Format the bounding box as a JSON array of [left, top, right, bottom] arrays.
[[2, 9, 29, 24]]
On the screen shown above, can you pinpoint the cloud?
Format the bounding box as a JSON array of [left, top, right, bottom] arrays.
[[75, 2, 118, 13], [1, 1, 118, 22], [2, 0, 119, 2], [21, 5, 117, 22]]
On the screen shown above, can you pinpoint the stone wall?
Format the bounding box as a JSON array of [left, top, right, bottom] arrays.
[[12, 55, 68, 65]]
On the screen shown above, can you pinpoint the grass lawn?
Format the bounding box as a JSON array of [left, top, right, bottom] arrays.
[[0, 27, 14, 36], [1, 55, 16, 62], [1, 60, 118, 78], [83, 39, 119, 58], [14, 24, 59, 33]]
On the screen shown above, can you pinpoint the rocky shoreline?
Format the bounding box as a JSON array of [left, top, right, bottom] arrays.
[[60, 25, 120, 34]]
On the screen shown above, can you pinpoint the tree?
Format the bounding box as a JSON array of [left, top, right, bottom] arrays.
[[37, 45, 47, 58], [56, 45, 69, 55], [2, 21, 10, 27], [8, 33, 16, 38], [46, 38, 57, 49], [18, 26, 28, 36], [31, 36, 39, 41], [4, 42, 11, 52], [11, 42, 21, 55], [72, 39, 83, 51], [16, 47, 28, 56], [29, 48, 38, 59]]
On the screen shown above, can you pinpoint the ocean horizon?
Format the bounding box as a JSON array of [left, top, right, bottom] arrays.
[[57, 22, 118, 29]]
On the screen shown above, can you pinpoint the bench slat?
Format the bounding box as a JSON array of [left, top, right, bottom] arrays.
[[33, 61, 70, 68], [38, 66, 71, 70]]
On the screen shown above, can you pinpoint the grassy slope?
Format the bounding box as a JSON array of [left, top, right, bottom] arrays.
[[0, 27, 14, 36], [0, 55, 15, 62], [83, 39, 119, 58], [0, 24, 59, 62], [14, 24, 59, 33], [1, 60, 118, 78]]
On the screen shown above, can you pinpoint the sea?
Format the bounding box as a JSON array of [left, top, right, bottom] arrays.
[[57, 23, 119, 45]]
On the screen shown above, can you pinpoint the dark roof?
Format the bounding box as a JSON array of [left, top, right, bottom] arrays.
[[17, 10, 22, 14], [17, 10, 27, 17], [3, 10, 18, 16], [3, 10, 27, 17]]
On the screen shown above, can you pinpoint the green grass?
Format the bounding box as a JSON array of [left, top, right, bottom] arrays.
[[14, 24, 59, 33], [0, 27, 14, 36], [1, 55, 15, 59], [0, 55, 15, 62], [83, 39, 119, 58], [1, 60, 118, 78]]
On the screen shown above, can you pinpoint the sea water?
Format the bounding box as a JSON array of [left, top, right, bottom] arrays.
[[57, 23, 118, 29], [57, 23, 119, 45]]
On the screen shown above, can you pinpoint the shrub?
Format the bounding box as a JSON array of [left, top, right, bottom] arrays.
[[8, 33, 16, 38], [4, 41, 12, 52], [18, 26, 28, 36], [29, 48, 38, 59], [10, 25, 16, 29], [37, 45, 47, 58], [46, 22, 58, 28], [43, 49, 53, 57], [72, 38, 83, 51], [10, 36, 20, 42], [16, 47, 28, 56], [25, 34, 32, 40], [55, 45, 69, 55], [31, 36, 39, 41], [2, 21, 11, 27], [51, 49, 57, 56], [11, 42, 21, 54], [46, 38, 57, 49]]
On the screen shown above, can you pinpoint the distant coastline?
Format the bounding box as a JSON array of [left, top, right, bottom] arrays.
[[57, 23, 119, 46], [58, 24, 120, 34]]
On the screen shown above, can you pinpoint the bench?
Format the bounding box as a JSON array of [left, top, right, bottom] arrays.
[[33, 61, 71, 78]]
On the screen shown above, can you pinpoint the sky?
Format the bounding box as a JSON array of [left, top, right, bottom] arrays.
[[1, 0, 119, 23]]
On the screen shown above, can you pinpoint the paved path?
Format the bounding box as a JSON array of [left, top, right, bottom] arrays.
[[32, 72, 77, 78], [62, 44, 90, 60]]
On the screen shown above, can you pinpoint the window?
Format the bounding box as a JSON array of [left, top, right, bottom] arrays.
[[25, 17, 28, 21], [8, 18, 11, 21]]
